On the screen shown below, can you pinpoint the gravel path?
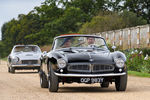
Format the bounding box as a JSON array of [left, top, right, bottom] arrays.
[[0, 60, 150, 100]]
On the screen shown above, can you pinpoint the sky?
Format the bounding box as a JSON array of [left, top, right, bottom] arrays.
[[0, 0, 44, 40]]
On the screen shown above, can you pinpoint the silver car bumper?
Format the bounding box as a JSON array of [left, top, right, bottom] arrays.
[[12, 64, 41, 67], [54, 72, 126, 77]]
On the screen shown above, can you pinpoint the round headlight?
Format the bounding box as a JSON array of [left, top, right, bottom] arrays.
[[114, 58, 124, 68], [12, 56, 19, 63], [57, 59, 66, 68]]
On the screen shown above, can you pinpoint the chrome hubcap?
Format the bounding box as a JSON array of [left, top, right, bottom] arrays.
[[48, 79, 51, 88], [40, 77, 42, 84]]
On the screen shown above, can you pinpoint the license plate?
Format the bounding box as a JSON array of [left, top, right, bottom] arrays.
[[80, 78, 103, 83]]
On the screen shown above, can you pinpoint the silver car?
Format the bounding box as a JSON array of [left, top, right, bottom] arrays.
[[8, 45, 42, 73]]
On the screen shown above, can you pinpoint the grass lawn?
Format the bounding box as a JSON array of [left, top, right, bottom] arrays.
[[128, 71, 150, 78]]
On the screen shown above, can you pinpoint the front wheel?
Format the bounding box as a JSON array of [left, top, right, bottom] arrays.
[[37, 68, 40, 72], [9, 67, 15, 73], [39, 70, 48, 88], [8, 67, 10, 73], [115, 71, 128, 91], [48, 62, 59, 92]]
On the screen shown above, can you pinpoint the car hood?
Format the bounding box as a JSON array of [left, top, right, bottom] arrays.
[[55, 50, 114, 64], [12, 52, 41, 60]]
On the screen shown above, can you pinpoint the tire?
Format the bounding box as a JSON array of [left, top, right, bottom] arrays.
[[8, 67, 10, 73], [10, 67, 15, 73], [37, 68, 40, 72], [48, 62, 59, 92], [101, 82, 109, 88], [39, 70, 48, 88], [115, 70, 128, 91]]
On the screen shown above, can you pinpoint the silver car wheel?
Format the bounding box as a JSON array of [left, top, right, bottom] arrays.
[[40, 77, 43, 84], [48, 78, 51, 89]]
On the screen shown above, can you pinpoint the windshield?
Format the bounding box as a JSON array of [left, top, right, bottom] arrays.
[[13, 46, 41, 53], [53, 36, 108, 50]]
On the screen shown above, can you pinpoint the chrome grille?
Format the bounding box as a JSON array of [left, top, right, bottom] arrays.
[[93, 65, 114, 72], [68, 64, 114, 73], [22, 60, 38, 64], [68, 64, 90, 72]]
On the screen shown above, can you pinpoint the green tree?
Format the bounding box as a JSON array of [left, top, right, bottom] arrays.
[[79, 11, 147, 34], [66, 0, 107, 19], [123, 0, 150, 23], [25, 6, 88, 45], [120, 10, 147, 27], [1, 0, 149, 57], [105, 0, 124, 12], [79, 12, 125, 33]]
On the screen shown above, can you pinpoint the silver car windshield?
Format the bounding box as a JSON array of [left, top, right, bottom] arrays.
[[53, 36, 108, 50], [13, 46, 41, 53]]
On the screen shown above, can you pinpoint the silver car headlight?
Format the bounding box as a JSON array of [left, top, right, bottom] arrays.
[[12, 56, 19, 63], [114, 58, 124, 68], [57, 59, 66, 68]]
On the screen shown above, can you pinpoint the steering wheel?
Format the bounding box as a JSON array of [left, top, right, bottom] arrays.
[[88, 44, 96, 48], [88, 44, 105, 48]]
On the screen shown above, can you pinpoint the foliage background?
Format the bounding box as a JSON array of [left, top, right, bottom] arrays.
[[0, 0, 149, 57]]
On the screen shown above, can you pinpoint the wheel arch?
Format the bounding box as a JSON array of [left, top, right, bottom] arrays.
[[47, 57, 57, 72]]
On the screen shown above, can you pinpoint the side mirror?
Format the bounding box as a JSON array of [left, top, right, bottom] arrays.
[[42, 51, 47, 58], [112, 46, 116, 51], [43, 51, 47, 54]]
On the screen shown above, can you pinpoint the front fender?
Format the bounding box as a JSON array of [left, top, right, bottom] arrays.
[[47, 51, 64, 60], [112, 51, 126, 62], [46, 52, 64, 71]]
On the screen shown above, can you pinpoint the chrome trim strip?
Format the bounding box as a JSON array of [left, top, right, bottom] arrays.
[[12, 64, 41, 67], [54, 72, 126, 77]]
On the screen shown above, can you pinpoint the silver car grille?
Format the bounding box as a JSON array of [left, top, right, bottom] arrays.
[[22, 60, 38, 64], [68, 64, 114, 73], [68, 64, 90, 72], [93, 65, 114, 72]]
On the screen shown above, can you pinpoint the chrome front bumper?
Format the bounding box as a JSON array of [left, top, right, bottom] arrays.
[[54, 72, 126, 77], [12, 64, 41, 67]]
